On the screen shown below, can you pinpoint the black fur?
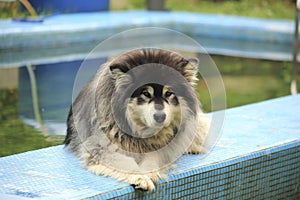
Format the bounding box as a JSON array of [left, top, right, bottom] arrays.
[[109, 48, 190, 76]]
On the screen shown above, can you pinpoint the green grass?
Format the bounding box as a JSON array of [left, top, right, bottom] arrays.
[[196, 55, 293, 112], [112, 0, 295, 20], [166, 0, 295, 20], [0, 89, 62, 157]]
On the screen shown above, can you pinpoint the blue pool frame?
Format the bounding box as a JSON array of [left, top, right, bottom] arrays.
[[0, 95, 299, 199], [0, 11, 298, 68]]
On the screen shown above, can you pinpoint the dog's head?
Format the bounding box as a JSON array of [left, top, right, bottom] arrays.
[[125, 83, 181, 137], [109, 49, 199, 138]]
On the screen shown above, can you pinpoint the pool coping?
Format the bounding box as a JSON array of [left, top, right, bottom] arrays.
[[0, 94, 299, 199], [0, 11, 297, 67]]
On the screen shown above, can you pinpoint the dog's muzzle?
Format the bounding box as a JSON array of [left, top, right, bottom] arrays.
[[153, 111, 166, 123]]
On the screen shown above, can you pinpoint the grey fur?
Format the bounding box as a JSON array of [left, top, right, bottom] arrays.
[[64, 48, 209, 190]]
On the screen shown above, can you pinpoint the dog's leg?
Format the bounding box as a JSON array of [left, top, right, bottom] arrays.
[[82, 150, 156, 190], [186, 116, 209, 154], [87, 163, 155, 190], [139, 155, 167, 182]]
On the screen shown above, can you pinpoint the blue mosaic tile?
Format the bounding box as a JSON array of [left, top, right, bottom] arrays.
[[0, 95, 299, 199]]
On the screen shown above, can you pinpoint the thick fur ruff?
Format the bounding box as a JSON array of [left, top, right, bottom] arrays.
[[64, 48, 209, 190]]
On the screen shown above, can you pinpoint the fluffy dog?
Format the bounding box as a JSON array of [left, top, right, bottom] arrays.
[[64, 48, 209, 190]]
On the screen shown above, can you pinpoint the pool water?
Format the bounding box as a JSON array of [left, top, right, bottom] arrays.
[[18, 58, 106, 135], [197, 55, 295, 112]]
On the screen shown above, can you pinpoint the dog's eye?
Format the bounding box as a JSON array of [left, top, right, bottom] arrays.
[[165, 91, 173, 98], [142, 91, 151, 98]]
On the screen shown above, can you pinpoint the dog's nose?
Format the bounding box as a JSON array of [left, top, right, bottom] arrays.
[[153, 112, 166, 123]]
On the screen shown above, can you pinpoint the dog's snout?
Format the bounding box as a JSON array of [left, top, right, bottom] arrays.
[[154, 104, 164, 110], [153, 112, 166, 123]]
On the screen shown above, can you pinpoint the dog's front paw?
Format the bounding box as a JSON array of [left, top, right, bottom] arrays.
[[146, 171, 162, 182], [129, 175, 155, 191], [187, 145, 202, 154], [187, 142, 208, 154]]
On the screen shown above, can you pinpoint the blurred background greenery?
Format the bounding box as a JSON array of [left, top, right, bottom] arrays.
[[112, 0, 295, 19], [0, 0, 298, 156]]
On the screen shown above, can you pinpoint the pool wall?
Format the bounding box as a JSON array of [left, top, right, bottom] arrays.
[[0, 11, 298, 68]]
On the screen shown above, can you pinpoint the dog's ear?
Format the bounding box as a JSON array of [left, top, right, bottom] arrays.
[[182, 57, 199, 86], [110, 64, 131, 87]]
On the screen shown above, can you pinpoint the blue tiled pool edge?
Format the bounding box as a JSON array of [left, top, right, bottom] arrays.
[[95, 140, 300, 199], [0, 95, 299, 199]]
